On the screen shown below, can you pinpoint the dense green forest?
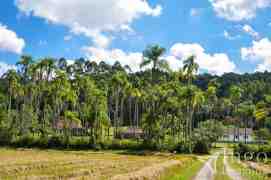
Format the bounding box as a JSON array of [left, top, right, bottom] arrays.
[[0, 45, 271, 153]]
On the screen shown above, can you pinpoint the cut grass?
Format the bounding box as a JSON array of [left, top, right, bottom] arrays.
[[0, 148, 194, 180]]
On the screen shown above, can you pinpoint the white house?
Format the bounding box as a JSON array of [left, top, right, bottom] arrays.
[[221, 128, 253, 142]]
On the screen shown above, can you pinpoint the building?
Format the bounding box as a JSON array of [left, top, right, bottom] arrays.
[[118, 128, 144, 139], [53, 119, 88, 136], [221, 127, 253, 142]]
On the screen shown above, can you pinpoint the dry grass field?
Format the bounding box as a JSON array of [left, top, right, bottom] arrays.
[[0, 148, 195, 180]]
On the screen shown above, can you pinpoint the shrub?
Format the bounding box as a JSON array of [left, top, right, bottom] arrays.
[[234, 143, 271, 161], [100, 139, 112, 150], [15, 134, 36, 147], [109, 139, 142, 150], [0, 128, 12, 145], [31, 135, 49, 148], [193, 140, 210, 154], [174, 142, 190, 153], [48, 135, 64, 148]]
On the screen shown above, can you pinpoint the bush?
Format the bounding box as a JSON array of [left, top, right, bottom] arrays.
[[174, 142, 190, 153], [193, 140, 210, 154], [110, 139, 141, 150], [234, 143, 271, 161], [0, 128, 12, 145], [36, 136, 50, 148], [100, 139, 112, 150], [15, 134, 36, 147], [48, 135, 65, 148]]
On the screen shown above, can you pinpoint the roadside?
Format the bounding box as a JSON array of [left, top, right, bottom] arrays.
[[214, 149, 231, 180], [161, 156, 206, 180], [227, 147, 268, 180], [223, 148, 243, 180]]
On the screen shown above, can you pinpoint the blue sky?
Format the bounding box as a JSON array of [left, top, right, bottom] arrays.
[[0, 0, 271, 75]]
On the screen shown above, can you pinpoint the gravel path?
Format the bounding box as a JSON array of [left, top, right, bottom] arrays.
[[194, 152, 220, 180], [224, 148, 243, 180]]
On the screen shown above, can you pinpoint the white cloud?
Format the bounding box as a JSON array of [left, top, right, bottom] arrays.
[[83, 46, 143, 72], [268, 22, 271, 27], [38, 40, 47, 46], [0, 24, 25, 54], [170, 43, 236, 75], [16, 0, 162, 48], [242, 24, 260, 39], [223, 30, 240, 40], [0, 61, 16, 77], [241, 38, 271, 72], [83, 46, 183, 72], [83, 43, 236, 75], [190, 8, 201, 17], [64, 35, 72, 41], [209, 0, 271, 21], [166, 55, 183, 71], [224, 30, 232, 40]]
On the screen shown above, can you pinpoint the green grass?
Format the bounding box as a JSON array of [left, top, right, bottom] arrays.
[[214, 153, 231, 180], [161, 156, 207, 180], [228, 154, 269, 180]]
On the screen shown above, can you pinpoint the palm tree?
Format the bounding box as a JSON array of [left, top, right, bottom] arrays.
[[183, 55, 199, 85], [98, 61, 111, 74], [42, 58, 56, 81], [74, 58, 86, 74], [182, 55, 200, 152], [111, 72, 130, 136], [16, 55, 33, 82], [238, 102, 255, 144], [229, 85, 243, 142], [58, 58, 68, 71], [3, 70, 20, 121], [85, 61, 98, 74], [140, 45, 170, 82]]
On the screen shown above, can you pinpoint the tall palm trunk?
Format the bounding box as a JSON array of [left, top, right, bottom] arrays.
[[114, 89, 119, 137]]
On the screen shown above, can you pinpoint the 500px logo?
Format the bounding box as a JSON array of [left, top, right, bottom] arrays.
[[233, 152, 268, 163]]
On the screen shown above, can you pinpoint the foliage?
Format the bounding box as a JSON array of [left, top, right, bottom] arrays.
[[0, 44, 271, 153], [234, 143, 271, 160]]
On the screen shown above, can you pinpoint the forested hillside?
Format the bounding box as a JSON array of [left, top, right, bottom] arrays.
[[0, 45, 270, 153]]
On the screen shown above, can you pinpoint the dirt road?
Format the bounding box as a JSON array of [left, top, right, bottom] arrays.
[[194, 152, 220, 180]]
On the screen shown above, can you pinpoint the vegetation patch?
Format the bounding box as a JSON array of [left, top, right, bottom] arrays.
[[214, 153, 231, 180], [229, 151, 268, 180], [0, 148, 196, 179], [161, 155, 208, 180]]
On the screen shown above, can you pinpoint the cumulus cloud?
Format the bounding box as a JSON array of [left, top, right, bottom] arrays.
[[83, 43, 236, 75], [38, 40, 47, 46], [209, 0, 271, 21], [223, 30, 240, 40], [0, 24, 25, 54], [83, 46, 183, 72], [241, 38, 271, 72], [170, 43, 236, 75], [0, 61, 16, 77], [83, 46, 143, 72], [190, 8, 201, 17], [16, 0, 162, 48], [64, 35, 72, 41], [242, 24, 260, 39]]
